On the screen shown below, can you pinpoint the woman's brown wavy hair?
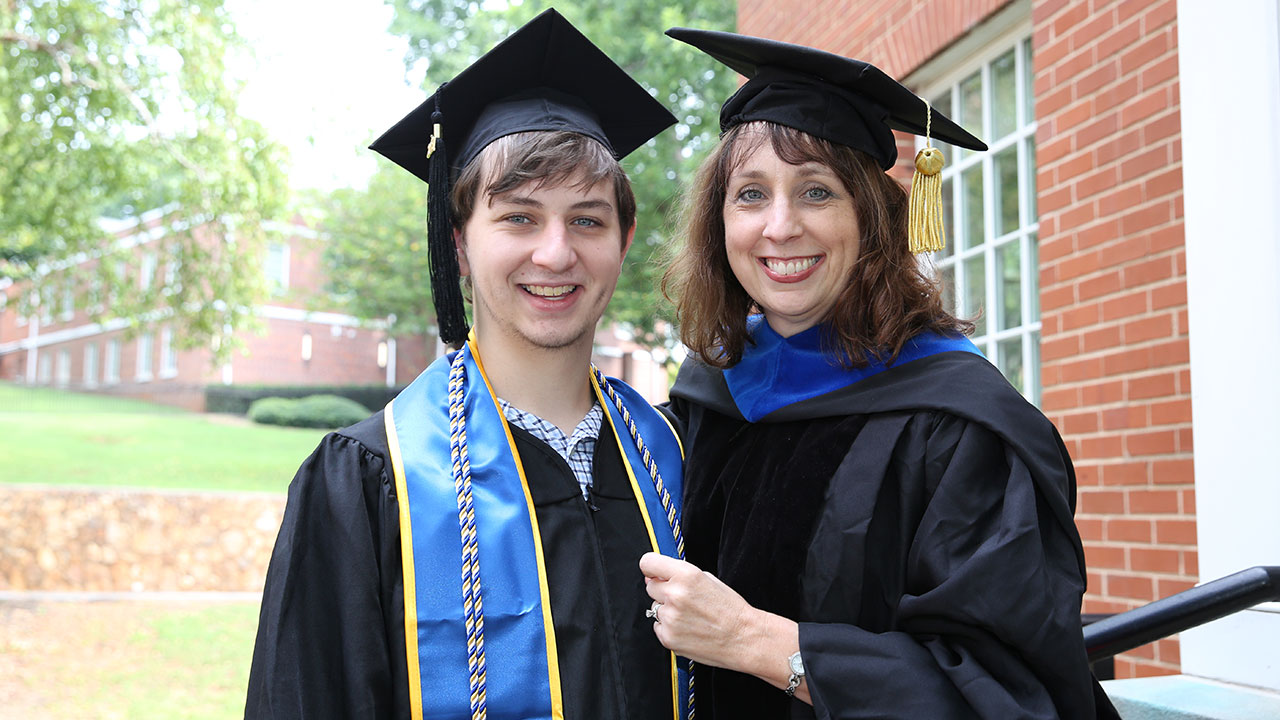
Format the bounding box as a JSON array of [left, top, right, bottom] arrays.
[[662, 121, 972, 369]]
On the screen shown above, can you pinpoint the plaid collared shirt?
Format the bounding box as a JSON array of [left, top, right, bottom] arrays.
[[496, 397, 603, 499]]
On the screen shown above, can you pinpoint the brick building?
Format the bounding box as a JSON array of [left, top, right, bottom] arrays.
[[0, 209, 434, 410], [736, 0, 1279, 689]]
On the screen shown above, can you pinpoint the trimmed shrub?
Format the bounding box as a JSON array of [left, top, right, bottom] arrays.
[[248, 394, 371, 429], [206, 384, 405, 416]]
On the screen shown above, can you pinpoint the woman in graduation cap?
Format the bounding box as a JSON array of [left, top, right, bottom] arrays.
[[641, 28, 1120, 720]]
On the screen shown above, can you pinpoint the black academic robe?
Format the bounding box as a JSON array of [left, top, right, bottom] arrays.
[[244, 410, 675, 720], [669, 351, 1119, 720]]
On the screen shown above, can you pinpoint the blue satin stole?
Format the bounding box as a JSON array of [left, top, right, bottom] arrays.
[[384, 338, 689, 720], [724, 317, 985, 422]]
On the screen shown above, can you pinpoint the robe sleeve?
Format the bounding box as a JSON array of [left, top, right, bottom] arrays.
[[244, 429, 409, 720], [800, 413, 1097, 720]]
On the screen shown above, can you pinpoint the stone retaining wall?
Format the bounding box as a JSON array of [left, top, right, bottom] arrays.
[[0, 485, 285, 592]]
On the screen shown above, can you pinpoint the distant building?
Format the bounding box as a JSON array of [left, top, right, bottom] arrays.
[[0, 208, 432, 410], [0, 208, 672, 409]]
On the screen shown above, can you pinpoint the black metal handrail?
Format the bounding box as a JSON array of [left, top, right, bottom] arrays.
[[1084, 565, 1280, 663]]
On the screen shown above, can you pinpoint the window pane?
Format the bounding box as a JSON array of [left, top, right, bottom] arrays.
[[998, 336, 1024, 394], [961, 165, 984, 250], [1025, 136, 1038, 224], [1023, 37, 1035, 125], [964, 253, 986, 336], [959, 71, 983, 155], [930, 90, 953, 165], [997, 240, 1022, 331], [941, 264, 956, 315], [266, 243, 289, 291], [991, 49, 1017, 140], [994, 145, 1020, 237], [939, 176, 955, 259], [1028, 232, 1040, 322]]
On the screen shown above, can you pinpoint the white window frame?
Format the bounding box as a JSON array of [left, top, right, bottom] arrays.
[[159, 327, 178, 379], [55, 349, 71, 387], [39, 286, 53, 325], [84, 343, 99, 388], [104, 339, 121, 385], [163, 243, 182, 296], [265, 242, 291, 294], [89, 275, 105, 314], [135, 333, 154, 382], [16, 291, 29, 327], [59, 284, 74, 321], [37, 353, 52, 384], [917, 22, 1041, 405], [139, 252, 157, 291]]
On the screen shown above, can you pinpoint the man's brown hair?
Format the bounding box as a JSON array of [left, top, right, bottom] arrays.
[[451, 130, 637, 238], [663, 121, 971, 369]]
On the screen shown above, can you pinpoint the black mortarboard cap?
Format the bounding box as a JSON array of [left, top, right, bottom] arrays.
[[665, 27, 987, 170], [370, 8, 676, 345]]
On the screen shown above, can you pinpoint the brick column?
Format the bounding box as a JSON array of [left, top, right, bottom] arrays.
[[1033, 0, 1193, 678]]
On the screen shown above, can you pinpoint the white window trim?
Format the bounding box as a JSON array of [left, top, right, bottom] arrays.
[[37, 353, 52, 384], [135, 333, 154, 382], [139, 252, 158, 291], [266, 242, 291, 293], [83, 343, 99, 388], [916, 19, 1041, 405], [104, 339, 121, 385], [59, 285, 74, 322], [39, 287, 53, 325], [159, 328, 178, 379], [55, 349, 71, 387]]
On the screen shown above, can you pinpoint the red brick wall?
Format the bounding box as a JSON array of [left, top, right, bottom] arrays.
[[1033, 0, 1191, 678], [230, 318, 393, 386], [739, 0, 1011, 78], [740, 0, 1193, 678]]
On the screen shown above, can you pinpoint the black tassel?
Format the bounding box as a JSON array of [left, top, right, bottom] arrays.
[[426, 95, 469, 346]]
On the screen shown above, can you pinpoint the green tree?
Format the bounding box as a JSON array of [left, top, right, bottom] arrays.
[[1, 0, 288, 358], [317, 168, 433, 339], [320, 0, 735, 347]]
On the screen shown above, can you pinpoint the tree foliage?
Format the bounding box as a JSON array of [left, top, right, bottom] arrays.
[[1, 0, 288, 357], [320, 0, 736, 346], [316, 168, 434, 336]]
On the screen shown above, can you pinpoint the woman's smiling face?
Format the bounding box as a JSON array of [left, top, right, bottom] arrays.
[[723, 135, 860, 337]]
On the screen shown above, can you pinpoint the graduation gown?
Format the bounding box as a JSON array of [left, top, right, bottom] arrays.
[[667, 321, 1118, 720], [246, 405, 679, 720]]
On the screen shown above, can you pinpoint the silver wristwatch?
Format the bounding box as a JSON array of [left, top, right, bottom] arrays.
[[785, 651, 805, 697]]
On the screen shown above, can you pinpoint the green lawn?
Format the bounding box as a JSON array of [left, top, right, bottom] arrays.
[[3, 600, 261, 719], [0, 383, 332, 492]]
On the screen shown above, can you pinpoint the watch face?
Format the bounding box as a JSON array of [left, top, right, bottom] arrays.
[[788, 652, 804, 675]]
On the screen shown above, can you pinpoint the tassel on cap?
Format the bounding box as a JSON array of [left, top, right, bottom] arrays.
[[908, 97, 947, 254], [425, 89, 469, 346]]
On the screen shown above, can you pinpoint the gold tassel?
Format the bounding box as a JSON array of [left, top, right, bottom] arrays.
[[908, 98, 946, 254]]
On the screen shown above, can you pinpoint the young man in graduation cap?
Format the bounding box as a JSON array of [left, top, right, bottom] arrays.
[[245, 10, 692, 720]]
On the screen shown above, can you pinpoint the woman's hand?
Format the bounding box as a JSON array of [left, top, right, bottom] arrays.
[[638, 552, 756, 668], [639, 552, 809, 702]]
